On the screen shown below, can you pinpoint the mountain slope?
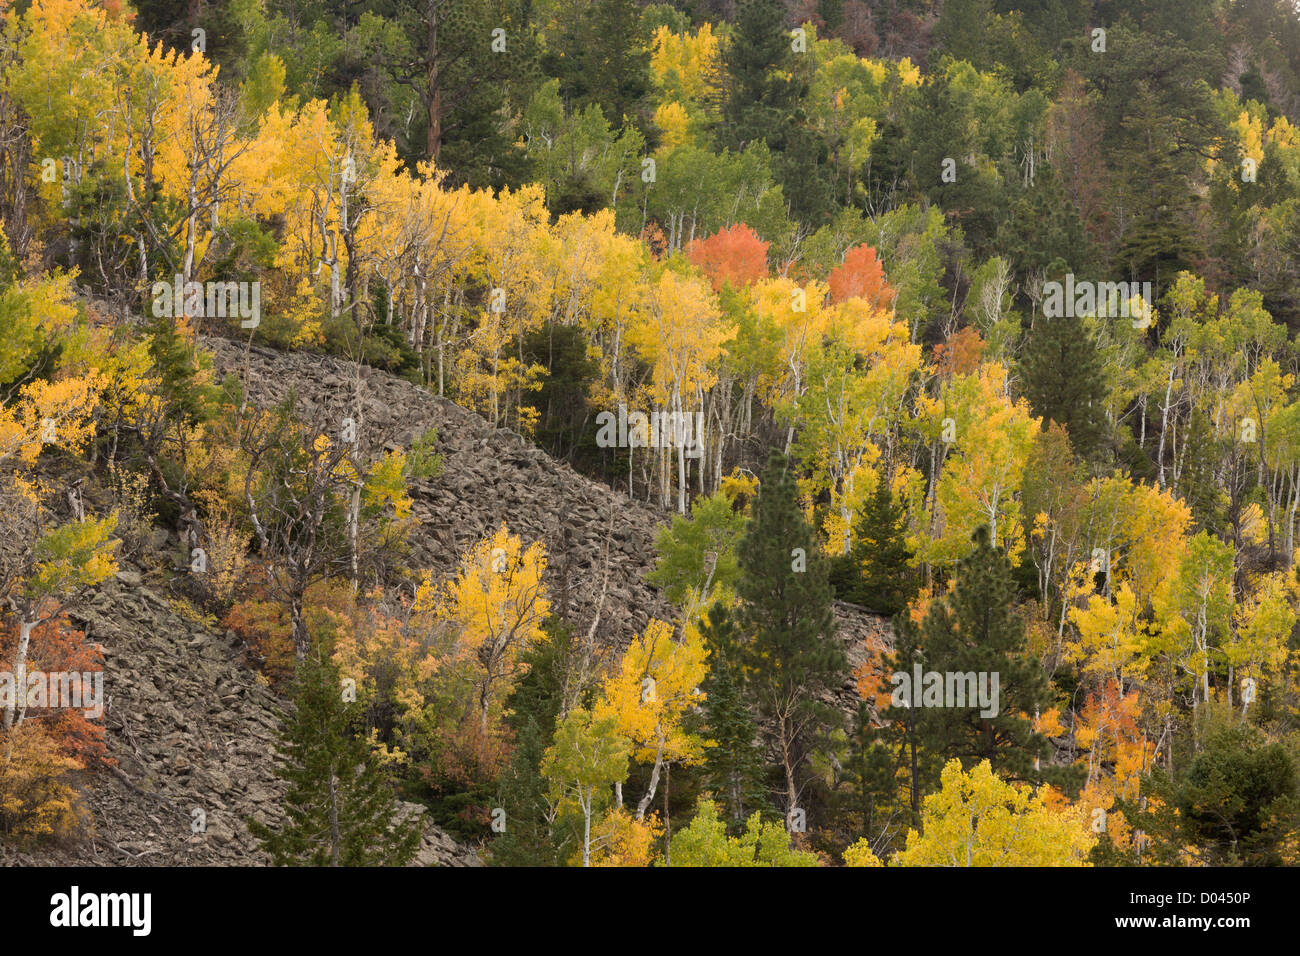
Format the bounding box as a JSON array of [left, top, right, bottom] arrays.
[[3, 335, 890, 865]]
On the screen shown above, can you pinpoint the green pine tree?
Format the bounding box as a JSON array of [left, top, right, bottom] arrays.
[[718, 0, 796, 151], [837, 700, 907, 856], [249, 649, 421, 867], [830, 479, 918, 616], [735, 448, 848, 814], [1125, 702, 1300, 866], [542, 0, 650, 128], [697, 602, 767, 830], [1018, 307, 1110, 464], [490, 618, 577, 866], [875, 607, 937, 827], [909, 526, 1064, 793], [716, 0, 835, 224]]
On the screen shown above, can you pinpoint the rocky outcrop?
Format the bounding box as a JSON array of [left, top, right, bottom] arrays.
[[0, 568, 478, 867], [200, 336, 678, 657]]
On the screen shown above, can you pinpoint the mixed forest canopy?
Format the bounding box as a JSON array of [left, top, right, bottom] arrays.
[[3, 0, 1300, 867]]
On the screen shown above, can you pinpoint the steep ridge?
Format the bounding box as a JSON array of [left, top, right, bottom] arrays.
[[3, 335, 889, 866]]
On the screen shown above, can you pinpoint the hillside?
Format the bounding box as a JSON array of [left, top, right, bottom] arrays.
[[1, 336, 889, 866], [9, 0, 1300, 877]]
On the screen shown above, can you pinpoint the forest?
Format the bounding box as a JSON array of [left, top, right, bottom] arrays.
[[2, 0, 1300, 869]]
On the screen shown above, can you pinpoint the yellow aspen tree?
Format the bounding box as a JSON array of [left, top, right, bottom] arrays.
[[890, 760, 1095, 866], [627, 268, 731, 512], [594, 618, 708, 819], [0, 375, 116, 737], [415, 524, 550, 734], [790, 301, 920, 553]]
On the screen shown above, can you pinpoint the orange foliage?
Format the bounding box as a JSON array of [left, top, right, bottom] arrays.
[[641, 222, 668, 259], [0, 722, 89, 842], [0, 614, 110, 769], [827, 244, 895, 309], [1076, 679, 1152, 801], [932, 327, 987, 378], [687, 223, 770, 291], [852, 628, 894, 710], [223, 578, 358, 683]]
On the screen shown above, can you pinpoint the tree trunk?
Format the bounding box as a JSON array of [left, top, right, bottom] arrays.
[[329, 766, 342, 867], [3, 619, 35, 731], [636, 739, 665, 820], [425, 3, 442, 162]]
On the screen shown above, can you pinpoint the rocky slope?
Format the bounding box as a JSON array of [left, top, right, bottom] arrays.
[[0, 565, 479, 867], [3, 335, 890, 866]]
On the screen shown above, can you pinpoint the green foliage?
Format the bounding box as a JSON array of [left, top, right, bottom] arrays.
[[491, 619, 577, 867], [665, 798, 819, 866], [1132, 704, 1300, 866], [886, 527, 1066, 803], [405, 428, 444, 482], [829, 479, 917, 616], [249, 649, 421, 866], [1018, 308, 1110, 463], [540, 0, 651, 129], [733, 449, 847, 811], [696, 603, 766, 828], [646, 491, 746, 610]]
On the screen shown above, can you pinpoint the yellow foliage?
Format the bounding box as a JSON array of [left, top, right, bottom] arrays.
[[893, 760, 1095, 866], [0, 723, 89, 843], [653, 101, 692, 152], [594, 618, 709, 768], [843, 838, 885, 867], [414, 524, 550, 729], [581, 806, 662, 867]]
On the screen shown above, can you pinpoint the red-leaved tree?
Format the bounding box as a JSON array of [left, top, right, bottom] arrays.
[[686, 223, 770, 292], [828, 244, 896, 309]]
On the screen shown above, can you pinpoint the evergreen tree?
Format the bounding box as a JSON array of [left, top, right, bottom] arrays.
[[697, 602, 766, 829], [716, 0, 835, 224], [491, 618, 577, 866], [1130, 703, 1300, 866], [380, 0, 541, 188], [875, 607, 937, 826], [542, 0, 651, 128], [837, 700, 907, 856], [995, 166, 1090, 279], [249, 649, 421, 867], [1018, 308, 1110, 463], [734, 449, 847, 813], [718, 0, 795, 151], [1175, 408, 1226, 536], [908, 526, 1062, 792], [830, 479, 917, 615]]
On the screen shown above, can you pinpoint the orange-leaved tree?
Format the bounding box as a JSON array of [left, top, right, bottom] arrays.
[[686, 223, 769, 293]]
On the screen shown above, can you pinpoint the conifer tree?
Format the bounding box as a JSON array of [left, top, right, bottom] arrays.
[[249, 649, 421, 867], [838, 700, 907, 856], [492, 619, 578, 867], [697, 603, 766, 828], [734, 449, 847, 814], [543, 0, 650, 127], [875, 608, 937, 826], [719, 0, 795, 151], [1018, 308, 1110, 463], [909, 526, 1059, 791], [831, 480, 917, 616]]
